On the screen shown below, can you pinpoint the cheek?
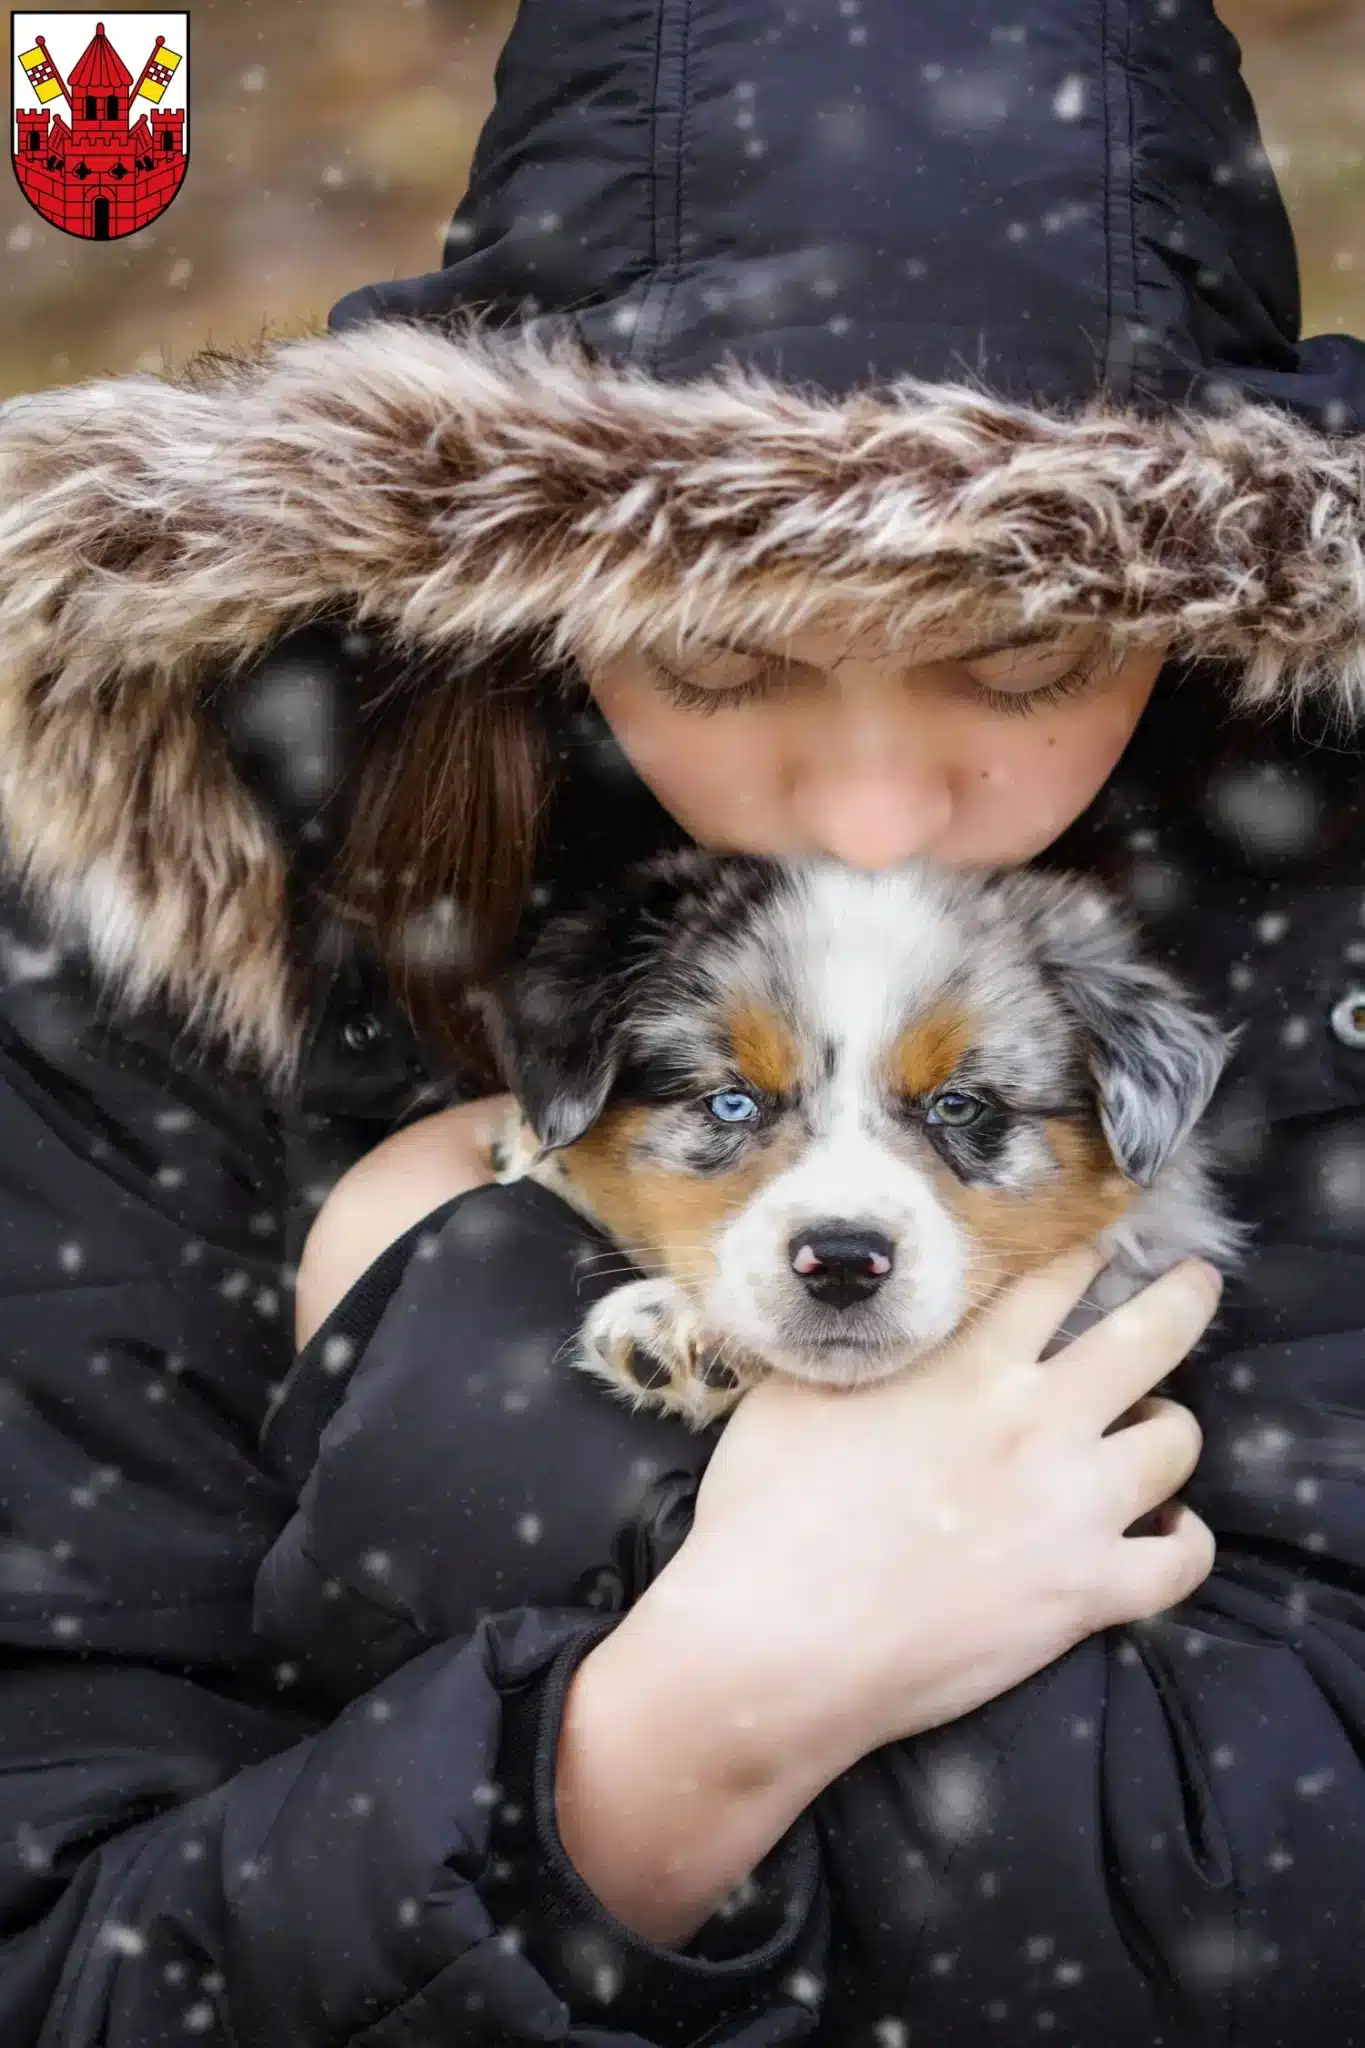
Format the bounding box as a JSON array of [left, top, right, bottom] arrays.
[[589, 681, 783, 840], [557, 1106, 802, 1283], [942, 1120, 1135, 1285], [966, 694, 1150, 846]]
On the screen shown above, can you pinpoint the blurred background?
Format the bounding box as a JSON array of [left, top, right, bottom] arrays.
[[3, 0, 1364, 399]]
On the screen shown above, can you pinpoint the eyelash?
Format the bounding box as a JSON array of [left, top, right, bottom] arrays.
[[645, 650, 1107, 719]]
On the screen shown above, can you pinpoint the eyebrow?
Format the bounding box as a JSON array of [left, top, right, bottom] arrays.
[[694, 627, 1071, 665]]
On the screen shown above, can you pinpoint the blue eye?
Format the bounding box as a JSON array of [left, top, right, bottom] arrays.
[[927, 1090, 985, 1128], [708, 1090, 759, 1124]]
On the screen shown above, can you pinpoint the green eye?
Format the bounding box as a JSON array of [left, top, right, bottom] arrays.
[[927, 1090, 985, 1128]]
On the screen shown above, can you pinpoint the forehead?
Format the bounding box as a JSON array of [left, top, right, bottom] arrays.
[[633, 863, 1075, 1094]]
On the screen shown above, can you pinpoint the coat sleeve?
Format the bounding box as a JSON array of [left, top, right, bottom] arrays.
[[249, 1178, 829, 2044], [0, 938, 826, 2046], [0, 1618, 825, 2048]]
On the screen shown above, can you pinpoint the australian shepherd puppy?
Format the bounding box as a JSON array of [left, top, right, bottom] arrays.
[[476, 851, 1244, 1430]]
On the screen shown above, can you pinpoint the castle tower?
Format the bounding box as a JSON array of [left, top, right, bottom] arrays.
[[14, 108, 50, 163], [149, 107, 185, 160], [67, 21, 133, 135]]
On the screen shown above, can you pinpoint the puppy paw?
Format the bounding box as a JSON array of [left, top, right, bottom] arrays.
[[487, 1103, 539, 1181], [570, 1278, 762, 1430]]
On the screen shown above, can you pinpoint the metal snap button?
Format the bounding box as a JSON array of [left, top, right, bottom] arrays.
[[1329, 990, 1365, 1047], [340, 1010, 385, 1054]]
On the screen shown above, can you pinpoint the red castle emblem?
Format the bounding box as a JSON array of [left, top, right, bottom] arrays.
[[11, 13, 189, 239]]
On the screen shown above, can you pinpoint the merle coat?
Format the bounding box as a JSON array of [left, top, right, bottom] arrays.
[[4, 0, 1365, 2042]]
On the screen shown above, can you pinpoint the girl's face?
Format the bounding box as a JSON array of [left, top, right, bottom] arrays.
[[579, 621, 1171, 870]]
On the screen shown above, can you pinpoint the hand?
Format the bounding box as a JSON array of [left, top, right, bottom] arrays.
[[650, 1241, 1220, 1774], [555, 1242, 1219, 1943]]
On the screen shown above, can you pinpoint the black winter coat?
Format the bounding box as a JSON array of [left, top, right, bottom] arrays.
[[5, 0, 1365, 2042], [4, 655, 1365, 2047]]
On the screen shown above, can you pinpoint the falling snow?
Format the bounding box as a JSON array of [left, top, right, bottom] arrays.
[[1052, 74, 1086, 120], [3, 13, 1365, 2038]]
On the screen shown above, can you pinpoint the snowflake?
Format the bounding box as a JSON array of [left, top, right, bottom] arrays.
[[1202, 765, 1319, 865], [591, 1961, 622, 2003], [923, 1753, 992, 1839], [783, 1970, 823, 2006], [15, 1825, 51, 1872], [101, 1922, 147, 1957]]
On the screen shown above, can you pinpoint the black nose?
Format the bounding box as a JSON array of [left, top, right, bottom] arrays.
[[788, 1225, 896, 1309]]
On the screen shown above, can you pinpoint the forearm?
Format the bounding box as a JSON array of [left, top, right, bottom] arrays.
[[555, 1557, 850, 1946]]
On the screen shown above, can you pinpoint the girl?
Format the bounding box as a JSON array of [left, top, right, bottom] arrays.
[[2, 1, 1363, 2042]]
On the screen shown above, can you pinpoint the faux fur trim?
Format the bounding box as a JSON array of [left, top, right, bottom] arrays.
[[2, 312, 1364, 1093]]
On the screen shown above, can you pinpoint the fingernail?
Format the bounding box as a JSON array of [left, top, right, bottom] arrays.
[[1192, 1259, 1223, 1292]]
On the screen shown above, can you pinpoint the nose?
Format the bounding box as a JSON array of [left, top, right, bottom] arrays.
[[796, 777, 953, 870], [788, 1224, 896, 1308]]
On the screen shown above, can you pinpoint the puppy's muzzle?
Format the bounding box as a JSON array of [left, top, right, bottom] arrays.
[[789, 1223, 896, 1310]]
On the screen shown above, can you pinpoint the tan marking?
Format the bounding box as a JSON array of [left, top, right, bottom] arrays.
[[941, 1116, 1137, 1328], [885, 1007, 975, 1099], [555, 1104, 799, 1299], [726, 1002, 802, 1096]]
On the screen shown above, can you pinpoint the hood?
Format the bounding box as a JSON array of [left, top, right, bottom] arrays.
[[330, 0, 1365, 429], [5, 0, 1365, 1101]]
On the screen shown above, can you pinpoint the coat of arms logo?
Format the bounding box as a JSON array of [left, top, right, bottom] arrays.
[[11, 11, 189, 239]]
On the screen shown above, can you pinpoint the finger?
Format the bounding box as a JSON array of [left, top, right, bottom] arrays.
[[1046, 1260, 1222, 1432], [968, 1240, 1109, 1365], [1098, 1502, 1217, 1626], [1098, 1397, 1203, 1526]]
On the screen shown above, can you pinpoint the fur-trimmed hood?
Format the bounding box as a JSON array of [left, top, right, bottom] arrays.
[[8, 3, 1365, 1097], [4, 316, 1365, 1095]]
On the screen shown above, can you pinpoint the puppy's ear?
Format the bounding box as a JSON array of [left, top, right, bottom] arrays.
[[474, 948, 629, 1158], [475, 851, 708, 1158], [1007, 878, 1236, 1187]]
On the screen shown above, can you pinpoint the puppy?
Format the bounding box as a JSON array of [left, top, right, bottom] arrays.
[[476, 850, 1244, 1430]]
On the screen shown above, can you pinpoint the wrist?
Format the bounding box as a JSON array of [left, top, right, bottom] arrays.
[[553, 1564, 847, 1945], [626, 1543, 869, 1789]]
